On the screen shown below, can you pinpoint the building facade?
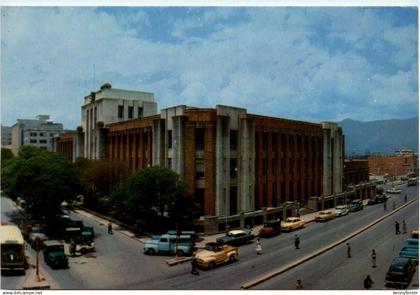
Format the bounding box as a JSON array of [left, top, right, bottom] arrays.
[[344, 159, 376, 200], [11, 115, 63, 155], [368, 149, 419, 178], [1, 125, 12, 148]]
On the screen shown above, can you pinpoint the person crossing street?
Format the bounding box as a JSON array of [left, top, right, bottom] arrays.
[[294, 235, 300, 249]]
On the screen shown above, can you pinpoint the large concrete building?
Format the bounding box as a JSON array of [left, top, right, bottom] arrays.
[[56, 85, 377, 232], [11, 115, 63, 155]]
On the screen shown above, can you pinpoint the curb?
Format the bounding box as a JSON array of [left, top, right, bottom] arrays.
[[167, 257, 193, 266], [240, 199, 416, 289]]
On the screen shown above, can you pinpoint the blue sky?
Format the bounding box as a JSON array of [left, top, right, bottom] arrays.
[[1, 6, 418, 129]]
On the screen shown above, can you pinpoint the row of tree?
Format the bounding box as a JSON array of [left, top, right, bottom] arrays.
[[1, 146, 199, 233]]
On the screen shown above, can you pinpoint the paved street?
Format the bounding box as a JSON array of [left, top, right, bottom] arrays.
[[1, 182, 418, 290]]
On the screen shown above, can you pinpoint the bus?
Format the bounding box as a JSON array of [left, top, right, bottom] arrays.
[[1, 225, 26, 272]]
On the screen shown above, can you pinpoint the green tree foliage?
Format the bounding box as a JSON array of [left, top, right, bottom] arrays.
[[75, 158, 129, 210], [1, 148, 14, 167], [1, 146, 81, 224], [109, 166, 199, 229]]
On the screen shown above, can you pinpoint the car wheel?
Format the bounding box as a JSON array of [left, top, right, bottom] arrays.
[[81, 248, 87, 255], [176, 249, 184, 257], [229, 255, 236, 263], [146, 248, 155, 255], [208, 261, 216, 269]]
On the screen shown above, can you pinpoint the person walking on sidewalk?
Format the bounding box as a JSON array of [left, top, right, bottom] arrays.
[[346, 243, 351, 258], [404, 194, 408, 203], [392, 201, 396, 210], [395, 221, 400, 235], [255, 238, 262, 255], [402, 220, 407, 234], [371, 249, 377, 268], [296, 279, 303, 289], [294, 235, 300, 249], [364, 275, 374, 289], [108, 221, 113, 234], [191, 253, 199, 275]]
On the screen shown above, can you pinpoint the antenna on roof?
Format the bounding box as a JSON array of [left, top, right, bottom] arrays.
[[93, 64, 96, 90]]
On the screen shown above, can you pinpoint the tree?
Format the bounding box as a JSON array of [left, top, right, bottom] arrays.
[[1, 148, 14, 167], [75, 158, 129, 211], [1, 146, 81, 226]]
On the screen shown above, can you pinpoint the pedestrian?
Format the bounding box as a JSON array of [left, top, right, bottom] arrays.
[[395, 221, 400, 235], [402, 220, 407, 234], [108, 221, 113, 234], [296, 279, 303, 289], [364, 275, 374, 289], [70, 239, 76, 257], [404, 194, 407, 203], [383, 202, 387, 211], [191, 254, 199, 275], [392, 201, 396, 210], [346, 243, 351, 258], [371, 249, 376, 268], [255, 238, 262, 255], [294, 235, 300, 249]]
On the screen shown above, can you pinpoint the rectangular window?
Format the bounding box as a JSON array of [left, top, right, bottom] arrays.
[[50, 133, 54, 137], [30, 132, 37, 137], [128, 106, 134, 119], [30, 139, 37, 143], [39, 139, 47, 144], [118, 105, 124, 119], [138, 107, 143, 119], [230, 130, 238, 151], [230, 158, 238, 178], [168, 131, 172, 148], [195, 128, 205, 150], [39, 132, 45, 137]]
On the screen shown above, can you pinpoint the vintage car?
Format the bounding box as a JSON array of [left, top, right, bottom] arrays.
[[258, 220, 281, 238], [43, 240, 68, 269], [216, 230, 255, 247], [399, 246, 418, 261], [334, 205, 349, 217], [386, 187, 402, 194], [144, 234, 194, 256], [403, 238, 419, 250], [411, 230, 419, 239], [385, 257, 416, 288], [315, 210, 335, 222], [348, 199, 364, 212], [281, 217, 305, 231], [28, 226, 47, 249], [73, 235, 95, 255], [195, 242, 238, 269]]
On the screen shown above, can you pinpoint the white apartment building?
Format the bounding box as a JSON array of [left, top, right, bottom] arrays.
[[10, 115, 63, 155], [81, 83, 157, 159]]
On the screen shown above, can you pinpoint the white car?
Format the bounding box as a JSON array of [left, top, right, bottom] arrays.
[[334, 205, 349, 217], [29, 226, 47, 248], [386, 187, 402, 194]]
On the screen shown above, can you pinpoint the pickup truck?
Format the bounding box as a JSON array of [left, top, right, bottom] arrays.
[[195, 242, 238, 269], [144, 234, 194, 256]]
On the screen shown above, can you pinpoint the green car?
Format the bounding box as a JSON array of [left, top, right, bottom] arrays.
[[348, 199, 364, 212], [43, 240, 68, 269]]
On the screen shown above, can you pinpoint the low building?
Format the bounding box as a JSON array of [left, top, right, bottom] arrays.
[[344, 159, 376, 200], [368, 150, 418, 178], [1, 124, 12, 148]]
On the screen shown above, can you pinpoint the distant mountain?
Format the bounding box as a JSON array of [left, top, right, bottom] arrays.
[[338, 117, 418, 156]]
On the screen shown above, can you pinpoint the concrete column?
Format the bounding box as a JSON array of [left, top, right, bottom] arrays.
[[239, 119, 255, 212], [173, 116, 184, 177], [267, 132, 273, 207], [204, 121, 216, 216], [215, 116, 229, 217], [184, 121, 196, 194]]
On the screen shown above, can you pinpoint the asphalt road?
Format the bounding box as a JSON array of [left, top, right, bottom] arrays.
[[1, 182, 418, 290], [254, 195, 419, 290]]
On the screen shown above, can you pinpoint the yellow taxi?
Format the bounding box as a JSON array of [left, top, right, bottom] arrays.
[[314, 210, 336, 222], [281, 217, 305, 231]]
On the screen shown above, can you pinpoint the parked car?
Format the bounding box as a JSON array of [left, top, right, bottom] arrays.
[[367, 194, 387, 205], [411, 230, 419, 239], [399, 246, 418, 262], [403, 238, 419, 250], [43, 240, 68, 269], [385, 257, 416, 288], [348, 199, 364, 212], [386, 187, 402, 194], [258, 220, 281, 238], [195, 242, 238, 269], [314, 210, 335, 222], [334, 205, 349, 217], [216, 230, 255, 247], [144, 234, 194, 256], [29, 226, 47, 249], [82, 226, 95, 240], [281, 217, 305, 231]]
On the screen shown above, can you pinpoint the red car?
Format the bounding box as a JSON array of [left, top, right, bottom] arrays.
[[258, 220, 281, 238]]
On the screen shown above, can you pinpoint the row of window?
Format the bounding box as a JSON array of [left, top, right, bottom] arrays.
[[29, 132, 55, 137], [30, 139, 48, 144], [118, 106, 144, 119]]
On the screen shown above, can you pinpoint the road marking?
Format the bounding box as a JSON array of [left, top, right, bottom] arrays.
[[241, 199, 417, 289]]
